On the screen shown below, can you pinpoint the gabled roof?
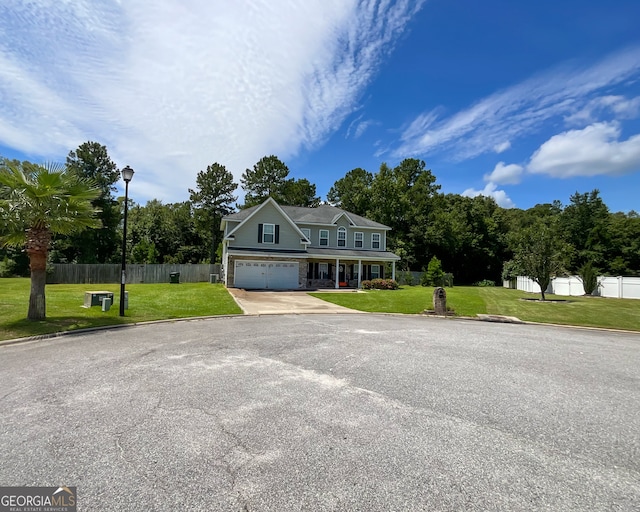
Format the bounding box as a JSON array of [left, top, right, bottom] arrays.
[[224, 197, 309, 241], [223, 201, 390, 230]]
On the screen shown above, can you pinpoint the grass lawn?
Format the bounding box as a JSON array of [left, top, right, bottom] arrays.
[[0, 278, 242, 342], [310, 286, 640, 332]]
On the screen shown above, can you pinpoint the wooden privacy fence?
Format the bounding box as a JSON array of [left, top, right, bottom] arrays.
[[48, 264, 222, 284]]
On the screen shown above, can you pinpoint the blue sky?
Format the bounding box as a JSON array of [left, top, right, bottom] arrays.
[[1, 0, 639, 212]]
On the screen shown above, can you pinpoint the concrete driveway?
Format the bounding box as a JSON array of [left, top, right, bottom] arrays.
[[1, 315, 639, 511], [228, 288, 359, 314]]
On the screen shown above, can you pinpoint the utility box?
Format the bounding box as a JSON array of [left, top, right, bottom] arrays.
[[84, 291, 114, 308], [101, 297, 112, 312], [122, 291, 129, 310], [209, 273, 219, 284], [169, 272, 180, 284]]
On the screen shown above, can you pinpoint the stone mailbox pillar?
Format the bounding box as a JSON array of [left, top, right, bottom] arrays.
[[433, 287, 447, 316]]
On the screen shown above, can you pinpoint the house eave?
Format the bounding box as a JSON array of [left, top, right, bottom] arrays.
[[226, 246, 400, 261]]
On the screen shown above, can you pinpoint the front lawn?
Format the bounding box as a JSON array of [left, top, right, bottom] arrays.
[[0, 278, 242, 342], [310, 286, 640, 332]]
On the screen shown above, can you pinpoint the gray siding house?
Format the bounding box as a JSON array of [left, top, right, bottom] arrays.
[[221, 197, 401, 289]]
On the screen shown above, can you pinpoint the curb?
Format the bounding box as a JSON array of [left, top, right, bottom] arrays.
[[2, 311, 638, 348], [0, 314, 246, 348]]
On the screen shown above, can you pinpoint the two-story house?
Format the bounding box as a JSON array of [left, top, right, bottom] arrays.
[[220, 197, 400, 289]]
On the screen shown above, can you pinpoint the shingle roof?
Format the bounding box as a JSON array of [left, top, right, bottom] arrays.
[[224, 202, 390, 230]]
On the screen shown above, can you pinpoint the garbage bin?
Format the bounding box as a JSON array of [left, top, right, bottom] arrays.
[[169, 272, 180, 284]]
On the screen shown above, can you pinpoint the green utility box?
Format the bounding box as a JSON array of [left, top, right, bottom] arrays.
[[169, 272, 180, 284], [84, 291, 114, 308]]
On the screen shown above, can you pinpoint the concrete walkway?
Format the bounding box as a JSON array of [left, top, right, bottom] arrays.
[[228, 288, 360, 314]]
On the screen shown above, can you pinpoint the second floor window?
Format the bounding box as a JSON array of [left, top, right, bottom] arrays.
[[337, 227, 346, 247], [263, 223, 275, 244], [354, 232, 363, 248], [301, 228, 311, 241], [320, 229, 329, 246], [372, 233, 381, 249]]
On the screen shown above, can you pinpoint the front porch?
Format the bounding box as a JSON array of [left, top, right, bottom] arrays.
[[306, 258, 396, 289]]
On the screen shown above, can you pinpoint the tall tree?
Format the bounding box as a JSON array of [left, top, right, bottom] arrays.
[[240, 155, 320, 208], [0, 160, 100, 319], [423, 194, 509, 284], [369, 159, 440, 263], [606, 210, 640, 275], [561, 189, 610, 271], [281, 178, 320, 207], [240, 155, 290, 208], [57, 141, 120, 263], [327, 167, 373, 215], [127, 200, 209, 264], [189, 163, 237, 262]]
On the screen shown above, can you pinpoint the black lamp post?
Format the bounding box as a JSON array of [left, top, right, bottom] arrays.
[[120, 165, 134, 316]]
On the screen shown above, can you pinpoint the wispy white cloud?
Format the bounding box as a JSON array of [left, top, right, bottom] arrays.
[[493, 141, 511, 154], [354, 119, 378, 138], [527, 122, 640, 178], [394, 47, 640, 161], [462, 182, 515, 209], [0, 0, 425, 201], [484, 162, 523, 185], [564, 95, 640, 125]]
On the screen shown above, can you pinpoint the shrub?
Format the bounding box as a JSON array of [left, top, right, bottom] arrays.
[[0, 257, 16, 278], [579, 262, 599, 295], [397, 271, 415, 286], [474, 279, 496, 287], [420, 257, 454, 287], [501, 260, 519, 282], [361, 278, 399, 290]]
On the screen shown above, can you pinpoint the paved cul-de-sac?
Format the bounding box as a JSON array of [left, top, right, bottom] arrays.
[[1, 314, 639, 511]]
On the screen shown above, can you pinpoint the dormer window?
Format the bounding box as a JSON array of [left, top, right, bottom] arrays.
[[337, 227, 346, 247]]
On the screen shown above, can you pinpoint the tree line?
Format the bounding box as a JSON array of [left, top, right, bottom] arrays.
[[2, 141, 639, 287]]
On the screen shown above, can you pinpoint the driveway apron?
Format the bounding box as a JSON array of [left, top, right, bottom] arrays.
[[228, 288, 359, 314]]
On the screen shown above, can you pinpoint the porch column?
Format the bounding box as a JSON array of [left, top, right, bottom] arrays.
[[358, 259, 362, 288], [392, 261, 396, 281], [335, 258, 340, 289], [223, 242, 229, 286]]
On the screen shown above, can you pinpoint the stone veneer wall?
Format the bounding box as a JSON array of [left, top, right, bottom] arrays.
[[226, 255, 308, 289]]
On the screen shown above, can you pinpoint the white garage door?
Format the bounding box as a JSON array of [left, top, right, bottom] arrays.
[[234, 261, 299, 290]]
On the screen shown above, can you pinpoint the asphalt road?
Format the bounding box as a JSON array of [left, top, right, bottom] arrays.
[[1, 315, 639, 511]]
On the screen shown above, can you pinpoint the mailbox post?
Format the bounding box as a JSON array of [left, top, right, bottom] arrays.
[[433, 287, 447, 316]]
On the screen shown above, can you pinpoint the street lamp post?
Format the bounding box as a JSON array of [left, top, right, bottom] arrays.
[[120, 165, 134, 316]]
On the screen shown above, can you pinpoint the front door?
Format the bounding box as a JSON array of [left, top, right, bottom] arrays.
[[338, 264, 346, 284]]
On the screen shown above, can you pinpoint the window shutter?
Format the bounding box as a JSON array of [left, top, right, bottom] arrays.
[[381, 266, 384, 279], [314, 262, 319, 279], [258, 224, 263, 243], [275, 224, 280, 244]]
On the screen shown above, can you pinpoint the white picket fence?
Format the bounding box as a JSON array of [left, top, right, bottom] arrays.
[[512, 275, 640, 300]]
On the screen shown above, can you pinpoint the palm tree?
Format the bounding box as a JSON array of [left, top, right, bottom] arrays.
[[0, 160, 101, 320]]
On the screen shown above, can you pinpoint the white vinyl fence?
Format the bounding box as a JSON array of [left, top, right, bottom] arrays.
[[514, 275, 640, 299]]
